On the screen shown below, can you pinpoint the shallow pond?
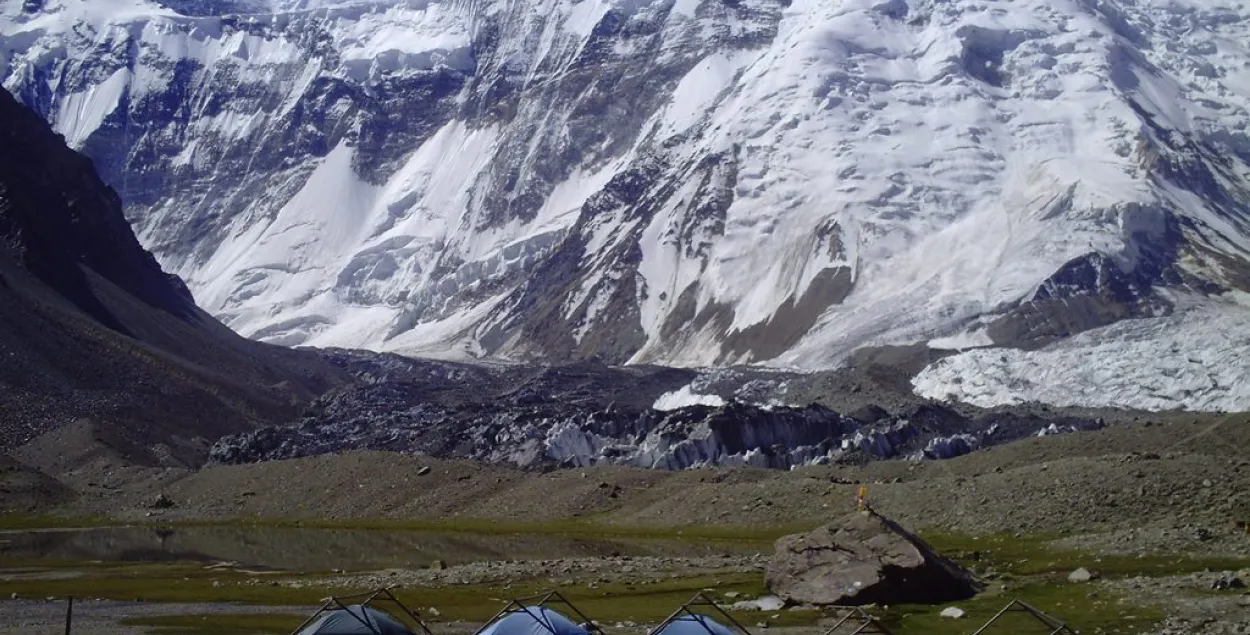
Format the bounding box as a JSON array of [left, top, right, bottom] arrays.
[[0, 525, 761, 572]]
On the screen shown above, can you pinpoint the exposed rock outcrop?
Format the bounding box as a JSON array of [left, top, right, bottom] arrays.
[[765, 510, 980, 606]]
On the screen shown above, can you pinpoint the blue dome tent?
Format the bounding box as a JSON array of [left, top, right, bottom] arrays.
[[291, 588, 433, 635], [652, 615, 739, 635], [479, 606, 589, 635], [474, 591, 602, 635], [649, 593, 752, 635], [297, 605, 413, 635], [649, 592, 896, 635]]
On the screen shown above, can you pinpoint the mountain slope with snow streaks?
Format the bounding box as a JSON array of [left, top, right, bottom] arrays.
[[3, 0, 1249, 410]]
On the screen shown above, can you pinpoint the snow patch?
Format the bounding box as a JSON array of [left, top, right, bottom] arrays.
[[53, 67, 129, 148], [929, 328, 993, 351], [653, 385, 726, 411]]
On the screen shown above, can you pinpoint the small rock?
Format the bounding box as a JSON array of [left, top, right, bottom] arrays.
[[429, 560, 446, 571], [1068, 568, 1098, 583], [1211, 575, 1245, 591], [151, 493, 175, 509], [729, 597, 784, 612], [940, 607, 966, 619], [428, 607, 441, 617], [417, 466, 432, 476]]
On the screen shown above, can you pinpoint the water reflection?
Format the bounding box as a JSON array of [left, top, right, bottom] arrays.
[[0, 526, 758, 572]]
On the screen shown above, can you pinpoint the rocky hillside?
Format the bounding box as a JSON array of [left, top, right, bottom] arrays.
[[4, 0, 1249, 411], [0, 86, 346, 473]]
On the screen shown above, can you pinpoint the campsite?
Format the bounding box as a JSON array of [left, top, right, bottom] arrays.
[[3, 414, 1249, 634], [2, 503, 1247, 635]]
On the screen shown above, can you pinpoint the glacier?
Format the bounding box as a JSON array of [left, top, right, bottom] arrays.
[[3, 0, 1250, 410], [913, 293, 1250, 412]]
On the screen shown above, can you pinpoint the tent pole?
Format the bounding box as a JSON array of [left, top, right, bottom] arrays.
[[378, 587, 435, 635], [845, 623, 872, 635], [822, 611, 855, 634], [648, 598, 694, 635], [695, 592, 753, 635], [518, 602, 560, 635], [64, 595, 73, 635], [969, 601, 1017, 635], [1014, 601, 1066, 629], [548, 590, 603, 635], [474, 600, 525, 635], [290, 599, 336, 635]]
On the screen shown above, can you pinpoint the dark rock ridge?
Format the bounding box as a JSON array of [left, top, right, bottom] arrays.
[[765, 510, 981, 606], [208, 350, 1105, 470], [0, 87, 346, 471]]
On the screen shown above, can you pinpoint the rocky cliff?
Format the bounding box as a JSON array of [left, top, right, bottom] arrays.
[[0, 86, 345, 469]]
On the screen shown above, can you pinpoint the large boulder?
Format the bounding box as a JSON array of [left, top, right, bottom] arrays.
[[765, 510, 980, 606]]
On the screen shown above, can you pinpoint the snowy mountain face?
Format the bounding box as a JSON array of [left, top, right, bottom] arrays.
[[4, 0, 1250, 410]]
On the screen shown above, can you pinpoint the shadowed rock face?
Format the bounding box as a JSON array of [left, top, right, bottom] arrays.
[[765, 511, 980, 606], [0, 87, 197, 333], [0, 87, 346, 468]]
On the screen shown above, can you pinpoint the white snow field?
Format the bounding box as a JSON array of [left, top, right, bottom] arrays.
[[3, 0, 1250, 410]]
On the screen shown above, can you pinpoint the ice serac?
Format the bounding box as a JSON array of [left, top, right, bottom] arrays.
[[4, 0, 1250, 409]]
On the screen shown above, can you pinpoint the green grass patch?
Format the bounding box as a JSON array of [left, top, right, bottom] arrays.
[[168, 516, 811, 544], [384, 572, 769, 623], [0, 562, 354, 605], [923, 531, 1250, 578], [0, 515, 115, 531], [883, 582, 1166, 635], [0, 561, 770, 623], [0, 514, 806, 548]]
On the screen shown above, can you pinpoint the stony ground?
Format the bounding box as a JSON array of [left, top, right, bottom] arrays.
[[307, 554, 770, 590], [32, 414, 1249, 550], [1103, 573, 1250, 635], [0, 600, 302, 635]]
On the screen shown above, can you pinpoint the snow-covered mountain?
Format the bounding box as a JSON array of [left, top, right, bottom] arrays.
[[3, 0, 1249, 409]]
